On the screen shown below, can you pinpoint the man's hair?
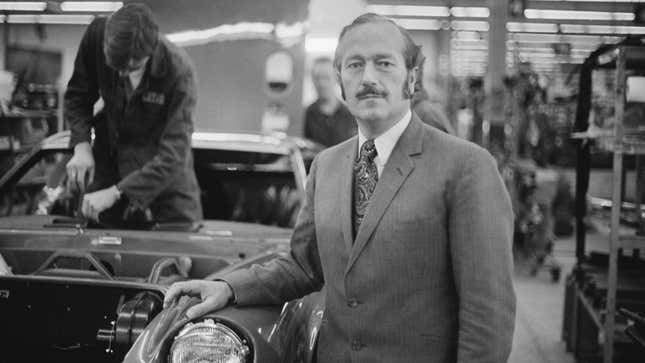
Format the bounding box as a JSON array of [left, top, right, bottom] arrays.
[[333, 13, 422, 73], [412, 53, 428, 103], [104, 3, 159, 71]]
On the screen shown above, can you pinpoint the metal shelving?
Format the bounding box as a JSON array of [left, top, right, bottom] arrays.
[[572, 45, 645, 363]]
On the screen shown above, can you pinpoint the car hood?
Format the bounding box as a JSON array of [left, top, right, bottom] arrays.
[[0, 215, 292, 240], [0, 215, 292, 281]]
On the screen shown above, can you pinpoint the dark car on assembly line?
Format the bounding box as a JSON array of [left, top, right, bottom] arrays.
[[0, 131, 324, 363]]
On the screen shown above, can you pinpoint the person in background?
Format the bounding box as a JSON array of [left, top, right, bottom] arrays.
[[411, 55, 455, 134], [303, 57, 356, 147], [64, 3, 202, 227], [165, 13, 515, 363]]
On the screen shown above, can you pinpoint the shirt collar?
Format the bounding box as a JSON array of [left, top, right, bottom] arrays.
[[358, 109, 411, 166]]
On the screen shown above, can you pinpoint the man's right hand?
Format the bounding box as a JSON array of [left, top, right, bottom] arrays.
[[164, 280, 234, 319], [66, 142, 95, 191]]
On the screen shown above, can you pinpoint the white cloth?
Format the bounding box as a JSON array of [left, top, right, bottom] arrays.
[[0, 253, 12, 276], [357, 109, 411, 176]]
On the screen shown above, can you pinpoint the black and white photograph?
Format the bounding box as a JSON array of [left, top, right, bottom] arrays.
[[0, 1, 645, 362]]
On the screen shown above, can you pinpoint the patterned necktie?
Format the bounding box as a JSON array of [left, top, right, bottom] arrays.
[[353, 139, 378, 238]]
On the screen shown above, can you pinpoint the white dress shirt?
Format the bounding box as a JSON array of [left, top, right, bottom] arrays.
[[357, 109, 412, 177]]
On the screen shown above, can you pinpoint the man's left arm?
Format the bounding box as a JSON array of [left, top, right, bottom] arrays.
[[448, 148, 516, 363], [117, 71, 197, 208]]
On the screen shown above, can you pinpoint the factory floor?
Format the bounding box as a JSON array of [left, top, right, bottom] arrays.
[[509, 235, 577, 363], [508, 166, 624, 363]]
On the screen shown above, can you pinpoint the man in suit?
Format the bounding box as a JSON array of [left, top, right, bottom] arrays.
[[165, 13, 516, 362], [65, 3, 202, 227]]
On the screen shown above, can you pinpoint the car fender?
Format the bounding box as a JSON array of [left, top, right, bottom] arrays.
[[124, 292, 324, 363]]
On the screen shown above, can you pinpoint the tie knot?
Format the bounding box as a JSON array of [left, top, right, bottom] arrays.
[[359, 139, 377, 162]]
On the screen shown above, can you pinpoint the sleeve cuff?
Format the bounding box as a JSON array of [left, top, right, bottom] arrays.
[[214, 279, 237, 305], [218, 269, 259, 306]]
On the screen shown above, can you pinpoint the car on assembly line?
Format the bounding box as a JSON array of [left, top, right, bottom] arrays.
[[0, 130, 324, 363]]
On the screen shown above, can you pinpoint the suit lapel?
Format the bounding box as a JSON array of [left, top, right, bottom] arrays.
[[345, 116, 424, 274], [340, 138, 357, 251]]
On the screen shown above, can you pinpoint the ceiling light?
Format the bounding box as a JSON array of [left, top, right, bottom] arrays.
[[394, 18, 441, 30], [509, 52, 587, 58], [453, 31, 486, 41], [509, 32, 622, 43], [166, 22, 305, 47], [365, 5, 450, 17], [274, 22, 306, 39], [167, 23, 275, 46], [0, 2, 46, 11], [507, 22, 558, 33], [451, 20, 489, 32], [508, 42, 598, 51], [450, 7, 490, 18], [531, 0, 642, 2], [453, 44, 488, 50], [305, 36, 338, 53], [7, 14, 94, 24], [525, 9, 634, 21], [560, 23, 645, 34], [60, 2, 123, 12]]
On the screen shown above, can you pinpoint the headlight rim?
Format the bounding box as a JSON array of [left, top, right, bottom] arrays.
[[170, 318, 252, 363]]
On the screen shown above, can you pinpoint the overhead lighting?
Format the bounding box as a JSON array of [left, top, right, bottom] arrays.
[[509, 32, 622, 43], [453, 31, 486, 41], [394, 18, 441, 30], [305, 36, 338, 53], [168, 23, 274, 45], [0, 2, 46, 11], [452, 44, 488, 50], [450, 7, 490, 18], [167, 22, 305, 47], [525, 9, 634, 21], [451, 20, 489, 32], [7, 14, 94, 24], [532, 0, 642, 2], [453, 50, 488, 56], [510, 46, 592, 54], [275, 22, 306, 39], [365, 5, 450, 17], [560, 23, 645, 34], [507, 22, 558, 33], [508, 42, 598, 51], [60, 2, 123, 12], [509, 52, 587, 59]]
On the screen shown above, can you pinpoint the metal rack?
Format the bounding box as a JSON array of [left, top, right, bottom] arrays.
[[570, 44, 645, 363]]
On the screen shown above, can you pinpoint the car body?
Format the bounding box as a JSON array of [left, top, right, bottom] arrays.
[[0, 131, 324, 363]]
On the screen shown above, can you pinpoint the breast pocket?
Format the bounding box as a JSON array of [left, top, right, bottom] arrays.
[[129, 97, 166, 138]]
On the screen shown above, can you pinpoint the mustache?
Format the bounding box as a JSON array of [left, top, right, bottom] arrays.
[[355, 84, 388, 99]]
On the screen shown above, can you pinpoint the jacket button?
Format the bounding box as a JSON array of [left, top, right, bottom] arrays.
[[351, 339, 363, 351], [347, 298, 359, 308]]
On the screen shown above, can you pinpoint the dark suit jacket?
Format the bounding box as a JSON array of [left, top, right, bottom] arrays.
[[64, 18, 202, 223], [224, 114, 516, 362]]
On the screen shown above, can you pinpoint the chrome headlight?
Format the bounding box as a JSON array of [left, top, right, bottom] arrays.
[[170, 319, 251, 363]]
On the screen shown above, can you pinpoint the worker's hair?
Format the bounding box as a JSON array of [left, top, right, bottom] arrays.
[[333, 13, 422, 73], [104, 3, 159, 71]]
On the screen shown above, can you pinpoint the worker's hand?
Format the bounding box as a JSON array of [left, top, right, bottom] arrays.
[[81, 185, 121, 221], [164, 280, 234, 319], [66, 142, 95, 191]]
